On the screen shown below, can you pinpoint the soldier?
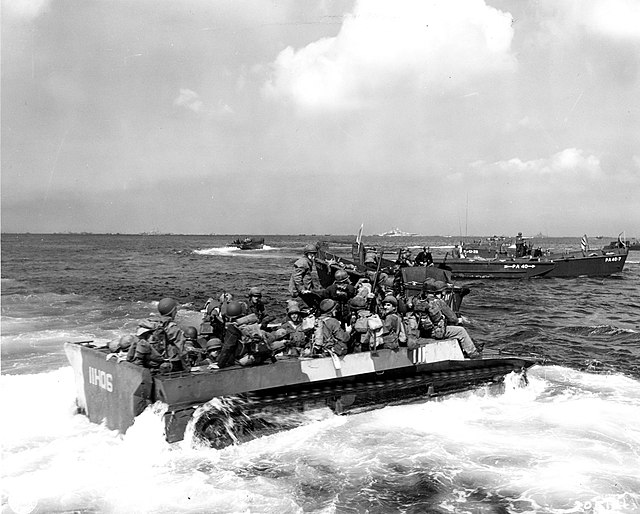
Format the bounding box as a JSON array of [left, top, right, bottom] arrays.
[[243, 287, 275, 329], [310, 299, 350, 356], [279, 300, 311, 356], [424, 280, 481, 358], [414, 247, 433, 266], [324, 269, 356, 326], [289, 243, 324, 308], [345, 295, 372, 353], [217, 301, 248, 368], [128, 297, 187, 372], [364, 295, 402, 350]]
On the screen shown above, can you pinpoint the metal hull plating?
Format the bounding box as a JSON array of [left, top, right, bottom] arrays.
[[65, 341, 536, 444], [434, 247, 628, 279]]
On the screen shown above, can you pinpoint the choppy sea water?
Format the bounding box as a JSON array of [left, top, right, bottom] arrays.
[[2, 233, 640, 513]]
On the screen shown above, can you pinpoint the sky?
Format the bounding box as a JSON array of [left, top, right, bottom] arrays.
[[2, 0, 639, 236]]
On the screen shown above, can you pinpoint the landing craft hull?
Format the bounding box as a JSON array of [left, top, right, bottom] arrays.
[[433, 259, 556, 279], [434, 247, 628, 279], [231, 237, 265, 250], [65, 341, 536, 445]]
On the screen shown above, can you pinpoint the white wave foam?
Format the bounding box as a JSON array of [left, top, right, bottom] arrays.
[[194, 245, 276, 256], [2, 365, 639, 513]]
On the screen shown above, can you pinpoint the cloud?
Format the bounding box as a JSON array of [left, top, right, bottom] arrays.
[[575, 0, 640, 40], [264, 0, 516, 111], [472, 148, 602, 177], [2, 0, 51, 19], [539, 0, 640, 41], [173, 89, 205, 113]]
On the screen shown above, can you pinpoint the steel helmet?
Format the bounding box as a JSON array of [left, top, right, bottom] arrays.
[[108, 340, 121, 353], [206, 338, 222, 350], [433, 281, 448, 293], [226, 301, 244, 319], [318, 298, 337, 314], [248, 287, 262, 297], [158, 297, 179, 316], [303, 243, 318, 254], [286, 300, 302, 315], [119, 334, 135, 351], [184, 326, 198, 340], [334, 269, 349, 283], [382, 295, 398, 307]]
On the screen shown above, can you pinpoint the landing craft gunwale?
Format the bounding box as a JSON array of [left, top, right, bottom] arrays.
[[65, 341, 537, 446]]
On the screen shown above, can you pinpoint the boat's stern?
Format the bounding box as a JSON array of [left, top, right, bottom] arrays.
[[64, 342, 154, 435]]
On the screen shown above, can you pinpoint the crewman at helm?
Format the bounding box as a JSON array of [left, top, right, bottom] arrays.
[[288, 243, 324, 309]]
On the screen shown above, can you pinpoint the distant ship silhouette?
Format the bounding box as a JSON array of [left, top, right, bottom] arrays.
[[377, 227, 418, 237]]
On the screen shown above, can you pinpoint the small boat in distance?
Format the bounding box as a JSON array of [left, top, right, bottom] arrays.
[[231, 237, 265, 250], [603, 237, 640, 252]]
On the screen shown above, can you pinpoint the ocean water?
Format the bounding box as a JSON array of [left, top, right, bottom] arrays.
[[2, 233, 640, 513]]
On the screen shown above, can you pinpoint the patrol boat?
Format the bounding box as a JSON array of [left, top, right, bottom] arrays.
[[65, 340, 536, 448]]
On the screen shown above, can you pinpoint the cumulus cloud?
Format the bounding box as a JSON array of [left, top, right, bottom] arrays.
[[173, 89, 204, 113], [472, 148, 602, 177], [264, 0, 516, 111]]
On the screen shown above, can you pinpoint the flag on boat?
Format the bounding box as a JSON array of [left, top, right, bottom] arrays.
[[581, 234, 589, 252], [356, 223, 364, 245]]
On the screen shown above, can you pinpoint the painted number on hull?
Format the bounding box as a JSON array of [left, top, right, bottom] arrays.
[[503, 264, 536, 269], [605, 257, 622, 262], [88, 366, 113, 392]]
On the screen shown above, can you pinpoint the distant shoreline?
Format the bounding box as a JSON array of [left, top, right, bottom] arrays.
[[1, 232, 616, 239]]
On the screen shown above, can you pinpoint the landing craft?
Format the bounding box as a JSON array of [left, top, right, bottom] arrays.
[[432, 233, 628, 279], [65, 340, 536, 448]]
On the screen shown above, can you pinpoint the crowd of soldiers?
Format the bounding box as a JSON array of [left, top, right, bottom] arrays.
[[106, 243, 482, 372]]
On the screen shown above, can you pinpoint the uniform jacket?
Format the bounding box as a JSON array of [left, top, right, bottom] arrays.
[[217, 322, 245, 368], [288, 257, 316, 296], [315, 315, 349, 348]]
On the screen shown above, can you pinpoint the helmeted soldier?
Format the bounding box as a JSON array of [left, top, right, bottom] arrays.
[[217, 301, 247, 368], [288, 243, 323, 308], [279, 300, 310, 356], [243, 286, 275, 329], [128, 297, 187, 372], [364, 295, 402, 350], [324, 269, 356, 326], [310, 299, 350, 356], [422, 280, 481, 358]]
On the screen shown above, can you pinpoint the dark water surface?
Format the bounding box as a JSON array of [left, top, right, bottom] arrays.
[[2, 234, 640, 513]]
